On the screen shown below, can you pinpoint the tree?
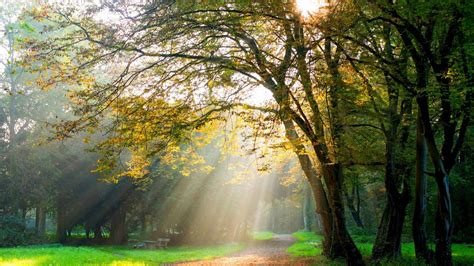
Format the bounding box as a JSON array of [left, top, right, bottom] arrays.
[[26, 2, 368, 263], [343, 1, 473, 264], [303, 3, 416, 260]]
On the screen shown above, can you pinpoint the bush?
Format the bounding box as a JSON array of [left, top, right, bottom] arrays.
[[0, 215, 28, 247], [349, 227, 376, 243]]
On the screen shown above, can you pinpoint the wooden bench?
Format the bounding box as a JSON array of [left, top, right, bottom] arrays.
[[134, 238, 170, 249]]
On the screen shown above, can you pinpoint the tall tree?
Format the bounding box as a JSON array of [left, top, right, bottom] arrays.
[[26, 2, 366, 263], [366, 1, 473, 264], [317, 3, 416, 259]]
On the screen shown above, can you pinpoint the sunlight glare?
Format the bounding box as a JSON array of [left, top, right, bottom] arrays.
[[246, 85, 274, 107], [296, 0, 327, 17]]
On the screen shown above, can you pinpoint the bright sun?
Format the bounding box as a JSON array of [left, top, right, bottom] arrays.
[[295, 0, 327, 17]]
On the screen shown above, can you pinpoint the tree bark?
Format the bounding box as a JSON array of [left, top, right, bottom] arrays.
[[371, 29, 413, 260], [20, 206, 27, 225], [343, 185, 364, 228], [282, 119, 337, 257], [434, 173, 453, 266], [35, 207, 46, 236], [94, 225, 104, 241], [413, 113, 433, 262], [56, 196, 67, 243], [274, 18, 364, 265], [85, 223, 91, 239], [417, 90, 454, 266], [371, 187, 409, 260], [372, 142, 411, 260], [322, 163, 364, 265], [303, 183, 312, 231], [392, 12, 463, 265], [110, 205, 128, 245], [140, 212, 147, 239]]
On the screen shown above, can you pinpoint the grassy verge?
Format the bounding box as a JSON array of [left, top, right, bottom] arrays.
[[251, 231, 274, 241], [0, 243, 243, 265], [287, 231, 328, 262], [287, 231, 474, 265]]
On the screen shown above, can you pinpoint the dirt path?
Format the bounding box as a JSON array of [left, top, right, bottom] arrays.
[[172, 234, 313, 266]]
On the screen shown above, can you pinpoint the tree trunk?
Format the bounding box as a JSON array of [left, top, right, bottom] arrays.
[[434, 173, 453, 266], [322, 163, 364, 265], [35, 207, 46, 236], [85, 223, 91, 239], [94, 225, 103, 241], [140, 212, 147, 239], [282, 119, 337, 256], [56, 197, 67, 243], [371, 46, 412, 259], [20, 206, 27, 226], [343, 185, 364, 228], [371, 189, 409, 260], [372, 143, 410, 260], [110, 205, 127, 245], [417, 89, 454, 266], [303, 184, 310, 231], [413, 114, 433, 262], [303, 161, 338, 257]]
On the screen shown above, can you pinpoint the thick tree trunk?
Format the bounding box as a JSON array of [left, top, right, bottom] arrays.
[[372, 106, 411, 260], [413, 114, 433, 262], [110, 205, 127, 245], [417, 91, 454, 266], [322, 163, 364, 265], [372, 190, 409, 260], [56, 198, 67, 243], [371, 51, 412, 260], [304, 163, 338, 257], [434, 173, 453, 266], [35, 207, 46, 236], [277, 26, 364, 264], [372, 148, 410, 259]]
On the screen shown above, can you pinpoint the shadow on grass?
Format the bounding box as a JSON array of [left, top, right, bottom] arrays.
[[287, 231, 474, 265]]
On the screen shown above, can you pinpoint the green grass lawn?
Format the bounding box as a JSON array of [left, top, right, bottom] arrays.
[[288, 231, 324, 257], [0, 243, 243, 265], [287, 231, 474, 265], [251, 231, 274, 241]]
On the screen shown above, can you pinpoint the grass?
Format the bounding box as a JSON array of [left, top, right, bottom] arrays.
[[1, 233, 472, 265], [251, 231, 274, 241], [288, 231, 325, 259], [0, 243, 243, 265], [288, 231, 474, 265]]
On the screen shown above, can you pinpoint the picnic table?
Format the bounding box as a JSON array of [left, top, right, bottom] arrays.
[[133, 238, 170, 249]]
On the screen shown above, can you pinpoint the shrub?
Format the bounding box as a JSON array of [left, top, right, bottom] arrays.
[[0, 215, 28, 247]]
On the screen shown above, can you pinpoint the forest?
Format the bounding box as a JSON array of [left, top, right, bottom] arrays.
[[0, 0, 473, 265]]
